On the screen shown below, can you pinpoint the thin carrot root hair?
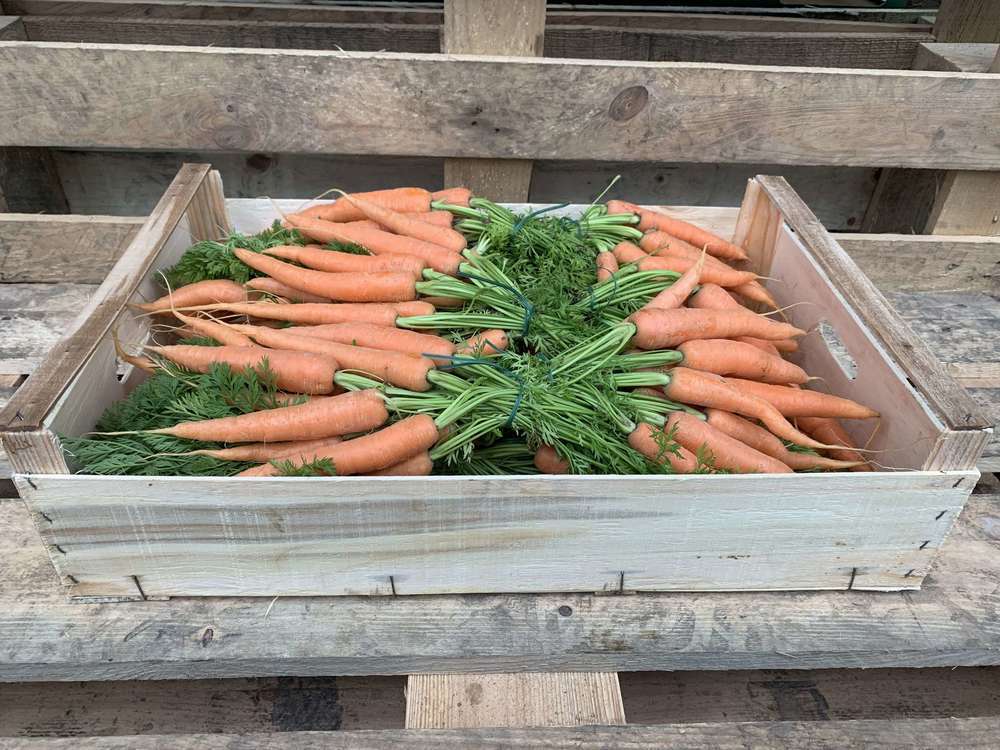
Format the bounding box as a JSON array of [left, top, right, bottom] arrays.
[[267, 196, 289, 222], [759, 301, 815, 317], [294, 187, 340, 215]]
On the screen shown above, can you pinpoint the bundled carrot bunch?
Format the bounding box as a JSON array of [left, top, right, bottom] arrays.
[[64, 184, 876, 478]]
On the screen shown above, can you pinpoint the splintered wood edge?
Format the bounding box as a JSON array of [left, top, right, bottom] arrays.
[[753, 176, 991, 442], [0, 163, 211, 435]]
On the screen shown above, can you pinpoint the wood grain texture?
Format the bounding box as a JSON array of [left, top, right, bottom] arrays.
[[0, 283, 97, 374], [15, 471, 973, 597], [934, 0, 1000, 43], [949, 363, 1000, 389], [21, 15, 441, 52], [2, 45, 1000, 168], [406, 673, 624, 729], [833, 234, 1000, 293], [1, 492, 999, 680], [0, 20, 68, 214], [0, 163, 208, 433], [16, 15, 931, 69], [442, 0, 544, 202], [4, 2, 934, 33], [50, 150, 876, 231], [545, 26, 929, 69], [926, 170, 1000, 236], [0, 676, 405, 736], [2, 719, 1000, 748], [859, 42, 998, 236], [757, 177, 991, 438], [0, 216, 141, 283], [914, 42, 999, 72]]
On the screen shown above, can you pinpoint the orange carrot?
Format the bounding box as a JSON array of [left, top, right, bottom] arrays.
[[797, 417, 873, 471], [637, 255, 756, 289], [596, 251, 619, 283], [266, 244, 427, 278], [247, 277, 331, 303], [285, 214, 462, 275], [686, 282, 744, 310], [145, 344, 337, 395], [147, 389, 388, 443], [284, 322, 455, 361], [612, 241, 647, 264], [534, 445, 570, 474], [665, 412, 792, 473], [705, 409, 863, 471], [370, 451, 434, 476], [299, 187, 431, 223], [609, 200, 749, 262], [413, 210, 455, 228], [234, 248, 416, 303], [628, 422, 699, 473], [722, 378, 879, 419], [238, 414, 439, 477], [133, 279, 246, 314], [339, 191, 467, 252], [639, 233, 776, 308], [728, 282, 778, 309], [173, 436, 343, 463], [678, 339, 808, 384], [629, 308, 805, 349], [235, 326, 436, 392], [433, 187, 472, 206], [457, 329, 510, 357], [170, 311, 255, 348], [735, 336, 781, 357], [660, 367, 829, 450], [183, 301, 434, 327], [644, 251, 705, 310]]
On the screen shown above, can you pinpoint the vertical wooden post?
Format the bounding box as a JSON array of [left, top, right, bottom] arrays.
[[406, 672, 625, 729], [0, 15, 69, 214], [442, 0, 545, 201], [934, 0, 1000, 42], [916, 2, 1000, 235]]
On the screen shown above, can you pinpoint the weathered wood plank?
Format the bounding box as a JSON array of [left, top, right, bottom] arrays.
[[406, 673, 625, 729], [914, 41, 999, 71], [949, 363, 1000, 389], [1, 492, 999, 680], [0, 676, 405, 736], [2, 45, 1000, 168], [4, 719, 1000, 749], [21, 15, 441, 52], [50, 150, 877, 231], [621, 666, 1000, 724], [442, 0, 544, 202], [15, 471, 973, 596], [0, 284, 97, 375], [2, 718, 1000, 748], [16, 15, 931, 70], [0, 164, 208, 432], [0, 18, 68, 214], [0, 215, 141, 283], [832, 234, 1000, 293], [934, 0, 1000, 43], [546, 26, 929, 69], [4, 2, 935, 34]]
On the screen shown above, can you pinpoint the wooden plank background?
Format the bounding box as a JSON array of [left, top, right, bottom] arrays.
[[1, 490, 998, 680], [1, 45, 999, 168]]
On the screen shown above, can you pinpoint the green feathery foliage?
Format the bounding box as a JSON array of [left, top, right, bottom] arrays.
[[163, 221, 305, 287], [62, 361, 292, 476]]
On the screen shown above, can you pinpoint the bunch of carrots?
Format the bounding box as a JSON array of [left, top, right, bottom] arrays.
[[63, 183, 877, 478]]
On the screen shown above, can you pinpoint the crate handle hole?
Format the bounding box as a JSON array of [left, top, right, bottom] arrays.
[[818, 319, 858, 380]]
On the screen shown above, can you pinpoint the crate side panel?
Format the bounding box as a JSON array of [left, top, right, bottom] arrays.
[[768, 226, 944, 470], [19, 472, 971, 597]]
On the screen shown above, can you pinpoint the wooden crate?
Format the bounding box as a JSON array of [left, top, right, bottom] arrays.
[[0, 164, 990, 600]]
